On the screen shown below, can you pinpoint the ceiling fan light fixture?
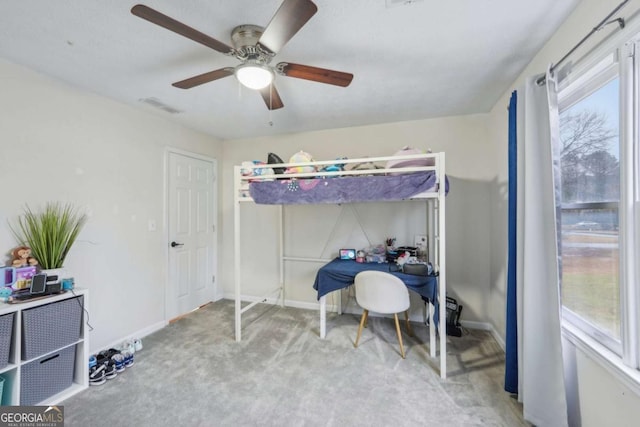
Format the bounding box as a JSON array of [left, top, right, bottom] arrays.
[[235, 63, 274, 90]]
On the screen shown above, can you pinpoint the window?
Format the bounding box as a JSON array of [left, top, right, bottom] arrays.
[[559, 76, 621, 353], [557, 34, 639, 373]]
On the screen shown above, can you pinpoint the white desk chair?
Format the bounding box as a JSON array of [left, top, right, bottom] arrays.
[[353, 270, 413, 358]]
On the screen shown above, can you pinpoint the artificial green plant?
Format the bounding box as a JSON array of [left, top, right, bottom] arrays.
[[11, 202, 88, 269]]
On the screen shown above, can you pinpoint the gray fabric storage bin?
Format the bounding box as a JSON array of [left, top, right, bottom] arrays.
[[0, 313, 14, 368], [21, 296, 82, 360], [20, 344, 76, 405]]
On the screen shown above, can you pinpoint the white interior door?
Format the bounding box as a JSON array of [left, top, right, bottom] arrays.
[[167, 151, 216, 320]]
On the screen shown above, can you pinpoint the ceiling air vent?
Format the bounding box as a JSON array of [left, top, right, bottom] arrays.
[[385, 0, 424, 7], [138, 97, 183, 114]]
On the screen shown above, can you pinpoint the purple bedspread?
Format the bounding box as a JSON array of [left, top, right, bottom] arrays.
[[249, 172, 448, 205]]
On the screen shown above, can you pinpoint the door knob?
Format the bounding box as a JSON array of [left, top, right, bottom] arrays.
[[171, 241, 184, 248]]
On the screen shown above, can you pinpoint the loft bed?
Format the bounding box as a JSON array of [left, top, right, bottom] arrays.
[[233, 152, 448, 378]]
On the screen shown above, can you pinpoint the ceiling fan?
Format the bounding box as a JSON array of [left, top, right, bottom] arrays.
[[131, 0, 354, 110]]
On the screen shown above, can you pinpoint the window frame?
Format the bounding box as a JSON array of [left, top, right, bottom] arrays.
[[619, 35, 639, 370], [556, 27, 640, 385]]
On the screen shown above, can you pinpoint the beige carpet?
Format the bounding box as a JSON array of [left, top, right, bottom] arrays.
[[63, 299, 528, 426]]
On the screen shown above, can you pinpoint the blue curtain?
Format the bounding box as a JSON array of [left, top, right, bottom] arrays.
[[505, 90, 518, 394]]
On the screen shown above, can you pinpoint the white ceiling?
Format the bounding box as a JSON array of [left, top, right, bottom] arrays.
[[0, 0, 581, 141]]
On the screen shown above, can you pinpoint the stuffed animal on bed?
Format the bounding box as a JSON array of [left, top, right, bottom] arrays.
[[285, 151, 316, 174]]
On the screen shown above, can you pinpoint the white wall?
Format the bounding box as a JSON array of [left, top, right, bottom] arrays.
[[562, 335, 640, 427], [0, 58, 223, 352], [221, 114, 494, 323], [487, 0, 640, 424]]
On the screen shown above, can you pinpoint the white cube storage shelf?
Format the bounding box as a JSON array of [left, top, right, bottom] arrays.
[[0, 289, 88, 405]]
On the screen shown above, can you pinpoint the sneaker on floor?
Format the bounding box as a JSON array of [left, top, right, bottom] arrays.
[[123, 351, 134, 368], [111, 353, 125, 372], [95, 353, 108, 368], [133, 338, 143, 352], [120, 340, 135, 355], [98, 348, 120, 359], [89, 365, 106, 386], [104, 359, 117, 380]]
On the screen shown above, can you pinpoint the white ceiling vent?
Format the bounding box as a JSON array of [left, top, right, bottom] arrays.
[[138, 97, 183, 114], [385, 0, 424, 8]]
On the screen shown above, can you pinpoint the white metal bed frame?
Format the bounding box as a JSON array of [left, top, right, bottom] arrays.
[[233, 152, 447, 379]]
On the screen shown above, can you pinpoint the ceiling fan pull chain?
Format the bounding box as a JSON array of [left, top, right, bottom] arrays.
[[269, 84, 274, 126]]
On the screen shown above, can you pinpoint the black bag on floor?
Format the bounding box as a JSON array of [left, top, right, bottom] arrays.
[[445, 296, 463, 337]]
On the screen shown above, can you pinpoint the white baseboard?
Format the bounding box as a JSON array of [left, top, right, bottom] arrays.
[[460, 320, 491, 331], [455, 321, 505, 351], [487, 324, 506, 351], [92, 320, 167, 354], [493, 332, 506, 351]]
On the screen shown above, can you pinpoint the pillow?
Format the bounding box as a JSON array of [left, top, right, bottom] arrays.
[[349, 161, 382, 171], [241, 160, 274, 181], [285, 151, 316, 174], [386, 146, 435, 170]]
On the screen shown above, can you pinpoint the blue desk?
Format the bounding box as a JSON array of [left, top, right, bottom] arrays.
[[313, 258, 437, 302], [313, 258, 439, 351]]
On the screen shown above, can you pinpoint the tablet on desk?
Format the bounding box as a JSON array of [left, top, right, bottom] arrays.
[[30, 273, 46, 294]]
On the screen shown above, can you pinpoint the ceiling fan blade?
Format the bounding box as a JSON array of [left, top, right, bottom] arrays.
[[259, 85, 284, 110], [172, 68, 234, 89], [131, 4, 234, 54], [278, 63, 353, 87], [257, 0, 318, 54]]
